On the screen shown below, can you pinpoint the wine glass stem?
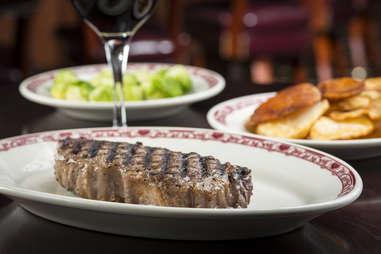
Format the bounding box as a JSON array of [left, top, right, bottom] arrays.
[[104, 37, 131, 127]]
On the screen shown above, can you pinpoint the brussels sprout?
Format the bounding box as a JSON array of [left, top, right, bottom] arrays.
[[157, 77, 183, 97], [165, 65, 192, 93], [50, 70, 78, 99], [89, 70, 143, 101], [65, 81, 93, 101], [140, 75, 185, 100], [141, 76, 166, 100], [52, 65, 191, 102], [89, 69, 113, 87], [135, 70, 154, 83], [124, 84, 144, 101], [155, 68, 167, 77], [123, 73, 139, 87], [89, 85, 113, 102], [51, 82, 68, 100]]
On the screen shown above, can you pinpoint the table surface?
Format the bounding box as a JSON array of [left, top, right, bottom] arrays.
[[0, 66, 380, 254]]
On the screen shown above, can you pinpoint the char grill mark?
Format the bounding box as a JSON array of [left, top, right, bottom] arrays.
[[237, 166, 250, 177], [123, 143, 134, 166], [106, 142, 119, 162], [199, 157, 208, 177], [62, 137, 72, 148], [143, 146, 153, 171], [161, 149, 170, 175], [55, 137, 253, 208], [89, 140, 104, 158], [71, 138, 85, 154], [217, 160, 225, 175]]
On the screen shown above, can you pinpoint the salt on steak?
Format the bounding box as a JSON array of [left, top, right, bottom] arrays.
[[54, 137, 253, 208]]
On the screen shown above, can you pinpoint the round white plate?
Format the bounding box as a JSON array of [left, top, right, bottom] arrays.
[[207, 93, 381, 160], [0, 127, 362, 240], [19, 63, 225, 121]]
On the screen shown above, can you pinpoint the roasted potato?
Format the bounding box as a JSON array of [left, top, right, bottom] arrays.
[[256, 100, 329, 139], [365, 77, 381, 92], [318, 78, 364, 100], [310, 116, 374, 140], [246, 77, 381, 140], [362, 119, 381, 139], [248, 83, 321, 126], [367, 98, 381, 120], [329, 109, 368, 121], [361, 90, 381, 100], [329, 95, 381, 121], [335, 94, 371, 111]]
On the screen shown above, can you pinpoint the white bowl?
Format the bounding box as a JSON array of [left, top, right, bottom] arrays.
[[0, 127, 362, 240], [207, 92, 381, 160], [19, 63, 225, 121]]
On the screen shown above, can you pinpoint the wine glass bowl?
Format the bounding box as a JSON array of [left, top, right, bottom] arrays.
[[72, 0, 158, 127]]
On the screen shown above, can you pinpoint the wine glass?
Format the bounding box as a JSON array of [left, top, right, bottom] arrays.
[[72, 0, 158, 127]]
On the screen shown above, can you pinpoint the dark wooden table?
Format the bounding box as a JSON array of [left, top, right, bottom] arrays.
[[0, 69, 380, 254]]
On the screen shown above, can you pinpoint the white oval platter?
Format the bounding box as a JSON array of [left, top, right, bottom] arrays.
[[0, 127, 362, 240]]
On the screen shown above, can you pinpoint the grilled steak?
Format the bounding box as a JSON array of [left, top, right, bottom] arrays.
[[54, 137, 253, 208]]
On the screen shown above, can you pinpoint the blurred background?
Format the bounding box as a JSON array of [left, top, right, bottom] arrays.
[[1, 0, 381, 86]]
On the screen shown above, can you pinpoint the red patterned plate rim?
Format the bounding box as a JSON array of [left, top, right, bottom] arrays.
[[212, 93, 274, 125], [0, 127, 358, 198]]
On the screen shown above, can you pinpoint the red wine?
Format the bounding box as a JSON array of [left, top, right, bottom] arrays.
[[72, 0, 157, 35]]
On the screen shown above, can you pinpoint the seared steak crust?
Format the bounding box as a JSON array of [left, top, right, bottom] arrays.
[[54, 137, 253, 208]]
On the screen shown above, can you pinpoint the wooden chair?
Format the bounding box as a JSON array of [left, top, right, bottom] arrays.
[[220, 0, 311, 84], [0, 0, 39, 82]]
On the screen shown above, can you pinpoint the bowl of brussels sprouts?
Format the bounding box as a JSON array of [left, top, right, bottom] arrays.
[[19, 63, 225, 121]]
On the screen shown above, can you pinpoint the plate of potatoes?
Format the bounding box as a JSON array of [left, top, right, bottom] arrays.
[[207, 77, 381, 160]]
